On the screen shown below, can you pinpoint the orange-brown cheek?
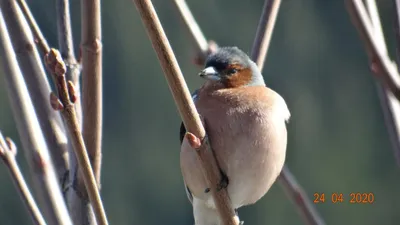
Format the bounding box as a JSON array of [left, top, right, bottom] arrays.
[[223, 68, 252, 88]]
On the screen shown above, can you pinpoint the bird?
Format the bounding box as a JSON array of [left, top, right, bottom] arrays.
[[179, 46, 290, 225]]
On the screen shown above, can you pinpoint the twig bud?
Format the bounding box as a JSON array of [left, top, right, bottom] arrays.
[[50, 92, 64, 111], [67, 81, 78, 103]]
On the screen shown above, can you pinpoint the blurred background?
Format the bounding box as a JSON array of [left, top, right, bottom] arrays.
[[1, 0, 400, 224]]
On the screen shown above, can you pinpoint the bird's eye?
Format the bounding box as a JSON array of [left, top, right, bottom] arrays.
[[226, 68, 237, 75]]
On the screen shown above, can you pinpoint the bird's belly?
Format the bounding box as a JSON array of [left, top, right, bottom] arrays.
[[181, 109, 287, 209]]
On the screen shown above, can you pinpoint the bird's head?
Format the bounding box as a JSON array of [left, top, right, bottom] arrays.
[[199, 46, 265, 88]]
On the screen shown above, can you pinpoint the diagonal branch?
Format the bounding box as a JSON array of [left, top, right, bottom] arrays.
[[0, 8, 72, 225], [345, 0, 400, 101], [171, 0, 218, 66], [250, 1, 325, 224], [1, 0, 69, 184], [278, 166, 326, 225], [15, 0, 49, 54], [45, 49, 109, 225], [132, 0, 238, 224], [346, 0, 400, 166], [250, 0, 282, 71], [0, 133, 47, 225]]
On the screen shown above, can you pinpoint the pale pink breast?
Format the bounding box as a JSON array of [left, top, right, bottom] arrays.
[[180, 86, 289, 208]]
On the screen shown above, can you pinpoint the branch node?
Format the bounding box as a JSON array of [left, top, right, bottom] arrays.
[[185, 132, 202, 149], [50, 92, 64, 111], [5, 137, 17, 156]]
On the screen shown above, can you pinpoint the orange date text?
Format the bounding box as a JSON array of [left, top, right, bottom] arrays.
[[313, 192, 374, 204]]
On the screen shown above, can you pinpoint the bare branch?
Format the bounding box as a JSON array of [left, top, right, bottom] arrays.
[[346, 0, 400, 166], [15, 0, 49, 54], [278, 167, 326, 225], [0, 0, 69, 182], [172, 0, 208, 53], [0, 9, 72, 225], [81, 0, 103, 185], [132, 0, 238, 224], [45, 49, 109, 225], [0, 133, 47, 225], [250, 0, 282, 71], [249, 1, 325, 224], [171, 0, 218, 66], [345, 0, 400, 101], [56, 0, 82, 124]]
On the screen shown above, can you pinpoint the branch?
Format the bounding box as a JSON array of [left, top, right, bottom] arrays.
[[278, 166, 326, 225], [171, 0, 218, 66], [0, 133, 47, 225], [249, 1, 325, 224], [132, 0, 238, 224], [56, 0, 82, 125], [346, 0, 400, 166], [0, 8, 72, 225], [1, 0, 69, 183], [345, 0, 400, 101], [250, 0, 281, 71], [15, 0, 49, 54], [81, 0, 103, 186], [45, 49, 109, 225]]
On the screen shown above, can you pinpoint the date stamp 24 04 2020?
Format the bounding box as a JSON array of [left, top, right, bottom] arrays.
[[313, 193, 375, 204]]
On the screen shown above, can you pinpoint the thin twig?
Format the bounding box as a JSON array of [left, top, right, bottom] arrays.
[[172, 0, 208, 52], [171, 0, 218, 66], [45, 49, 109, 225], [1, 0, 69, 183], [15, 0, 49, 54], [345, 0, 400, 101], [132, 0, 238, 224], [346, 0, 400, 166], [0, 5, 72, 225], [56, 0, 82, 125], [249, 1, 325, 224], [81, 0, 103, 185], [250, 0, 282, 71], [278, 167, 326, 225], [0, 133, 47, 225]]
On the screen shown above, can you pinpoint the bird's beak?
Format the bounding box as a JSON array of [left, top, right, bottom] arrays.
[[199, 67, 220, 81]]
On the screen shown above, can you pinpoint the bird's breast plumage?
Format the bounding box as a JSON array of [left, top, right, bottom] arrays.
[[180, 85, 289, 208]]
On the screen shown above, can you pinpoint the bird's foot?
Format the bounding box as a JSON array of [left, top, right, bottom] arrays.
[[203, 171, 229, 193], [217, 170, 229, 191]]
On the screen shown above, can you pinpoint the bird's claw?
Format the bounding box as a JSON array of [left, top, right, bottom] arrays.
[[203, 172, 229, 193], [217, 171, 229, 191]]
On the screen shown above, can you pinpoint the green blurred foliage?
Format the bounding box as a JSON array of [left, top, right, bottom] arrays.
[[0, 0, 400, 224]]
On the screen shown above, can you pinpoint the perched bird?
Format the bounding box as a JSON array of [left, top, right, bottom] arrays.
[[179, 46, 290, 225]]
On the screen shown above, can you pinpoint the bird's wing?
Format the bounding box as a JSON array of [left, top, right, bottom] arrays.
[[179, 89, 200, 204]]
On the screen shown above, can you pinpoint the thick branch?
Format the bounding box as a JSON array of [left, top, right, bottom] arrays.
[[132, 0, 238, 224], [1, 0, 69, 183], [250, 0, 282, 71], [346, 0, 400, 166], [81, 0, 103, 184], [0, 9, 72, 225], [45, 49, 109, 225], [0, 133, 47, 225]]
